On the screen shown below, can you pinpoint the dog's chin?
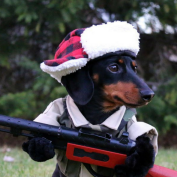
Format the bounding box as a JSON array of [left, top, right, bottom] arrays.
[[113, 95, 150, 108], [103, 96, 151, 112], [124, 101, 150, 108], [103, 104, 121, 113]]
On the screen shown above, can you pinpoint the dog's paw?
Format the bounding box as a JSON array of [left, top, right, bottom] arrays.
[[135, 135, 155, 167], [115, 165, 127, 177], [22, 137, 55, 162], [122, 135, 155, 177]]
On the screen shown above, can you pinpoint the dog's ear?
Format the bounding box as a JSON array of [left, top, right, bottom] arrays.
[[61, 66, 94, 105]]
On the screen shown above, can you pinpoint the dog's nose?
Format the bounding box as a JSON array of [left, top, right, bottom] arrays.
[[140, 90, 155, 102]]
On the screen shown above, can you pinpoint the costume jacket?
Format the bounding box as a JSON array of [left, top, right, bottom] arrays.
[[34, 95, 158, 177]]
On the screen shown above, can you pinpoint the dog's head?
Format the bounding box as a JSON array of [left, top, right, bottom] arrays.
[[61, 51, 154, 112]]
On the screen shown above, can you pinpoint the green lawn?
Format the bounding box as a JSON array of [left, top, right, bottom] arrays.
[[0, 148, 55, 177], [155, 148, 177, 170], [0, 148, 177, 177]]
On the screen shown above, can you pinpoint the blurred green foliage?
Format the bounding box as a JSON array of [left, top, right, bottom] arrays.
[[0, 0, 177, 135], [0, 0, 86, 119], [0, 56, 67, 119], [138, 75, 177, 134]]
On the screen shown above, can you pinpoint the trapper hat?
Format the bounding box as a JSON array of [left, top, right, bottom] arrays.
[[40, 21, 140, 83]]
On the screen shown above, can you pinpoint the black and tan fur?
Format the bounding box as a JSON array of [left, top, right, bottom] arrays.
[[23, 51, 155, 177]]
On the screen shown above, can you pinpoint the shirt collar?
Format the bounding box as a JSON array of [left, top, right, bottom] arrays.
[[66, 95, 126, 130]]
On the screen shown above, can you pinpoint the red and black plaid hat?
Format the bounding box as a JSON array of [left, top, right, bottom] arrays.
[[40, 21, 140, 83]]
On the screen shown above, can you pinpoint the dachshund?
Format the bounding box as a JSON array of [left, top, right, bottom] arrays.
[[23, 50, 155, 177]]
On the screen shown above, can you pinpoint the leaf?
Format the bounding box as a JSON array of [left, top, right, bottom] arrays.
[[58, 22, 65, 33], [17, 14, 26, 21], [0, 55, 10, 68], [0, 8, 10, 18], [164, 4, 170, 13], [25, 14, 32, 23], [35, 22, 41, 33], [165, 89, 177, 105], [61, 9, 71, 22], [164, 115, 177, 125]]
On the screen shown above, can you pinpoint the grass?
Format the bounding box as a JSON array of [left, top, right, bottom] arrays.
[[0, 147, 177, 177], [155, 148, 177, 170], [0, 147, 56, 177]]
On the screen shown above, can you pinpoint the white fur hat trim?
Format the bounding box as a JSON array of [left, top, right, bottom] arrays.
[[40, 58, 88, 83], [80, 21, 140, 59]]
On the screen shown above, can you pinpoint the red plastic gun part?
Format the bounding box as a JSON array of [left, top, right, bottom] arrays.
[[66, 143, 127, 168], [146, 164, 177, 177], [66, 143, 177, 177]]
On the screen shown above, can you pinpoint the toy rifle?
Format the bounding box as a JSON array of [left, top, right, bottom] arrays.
[[0, 114, 176, 177]]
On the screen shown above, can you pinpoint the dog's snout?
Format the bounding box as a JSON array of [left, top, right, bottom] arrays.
[[140, 90, 155, 102]]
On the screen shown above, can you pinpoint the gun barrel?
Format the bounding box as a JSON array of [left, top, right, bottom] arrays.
[[0, 114, 59, 137], [58, 126, 136, 154], [0, 115, 135, 155]]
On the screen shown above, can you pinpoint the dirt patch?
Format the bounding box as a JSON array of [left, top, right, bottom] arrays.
[[158, 129, 177, 148], [0, 132, 27, 147]]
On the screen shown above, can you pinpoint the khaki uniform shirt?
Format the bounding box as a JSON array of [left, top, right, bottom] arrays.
[[34, 95, 158, 177]]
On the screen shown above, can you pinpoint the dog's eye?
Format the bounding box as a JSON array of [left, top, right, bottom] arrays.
[[134, 66, 138, 73], [132, 61, 137, 73], [108, 64, 119, 73]]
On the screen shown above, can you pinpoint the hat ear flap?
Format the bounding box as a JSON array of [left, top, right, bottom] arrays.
[[61, 66, 94, 105]]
